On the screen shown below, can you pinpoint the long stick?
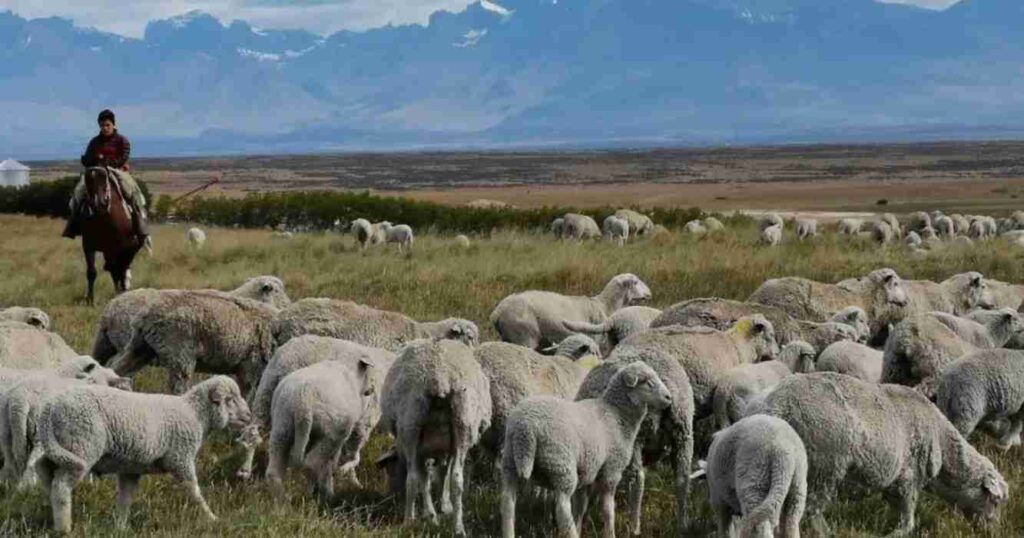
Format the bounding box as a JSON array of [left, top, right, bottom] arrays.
[[169, 173, 222, 207]]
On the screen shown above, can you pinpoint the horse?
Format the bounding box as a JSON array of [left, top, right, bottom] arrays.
[[80, 166, 142, 305]]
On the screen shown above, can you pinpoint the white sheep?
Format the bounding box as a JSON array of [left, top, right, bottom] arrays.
[[561, 305, 662, 353], [837, 218, 863, 235], [560, 213, 601, 241], [760, 223, 782, 246], [35, 376, 251, 533], [762, 372, 1009, 536], [909, 211, 932, 232], [501, 362, 672, 538], [815, 340, 883, 382], [266, 356, 382, 500], [936, 349, 1024, 450], [0, 322, 78, 370], [758, 213, 784, 232], [454, 234, 471, 248], [706, 415, 807, 538], [186, 227, 206, 248], [602, 215, 630, 245], [551, 217, 565, 239], [272, 298, 479, 350], [881, 213, 902, 238], [872, 220, 894, 245], [684, 219, 707, 236], [703, 216, 725, 232], [795, 218, 818, 241], [614, 209, 654, 236], [934, 215, 955, 238], [382, 223, 415, 252], [379, 339, 491, 536], [490, 273, 651, 351], [711, 340, 816, 429], [0, 307, 50, 330], [351, 218, 389, 249], [91, 276, 291, 363]]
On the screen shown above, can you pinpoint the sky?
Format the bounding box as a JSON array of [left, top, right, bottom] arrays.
[[0, 0, 963, 38]]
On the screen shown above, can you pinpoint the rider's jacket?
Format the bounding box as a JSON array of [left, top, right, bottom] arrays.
[[81, 130, 131, 170]]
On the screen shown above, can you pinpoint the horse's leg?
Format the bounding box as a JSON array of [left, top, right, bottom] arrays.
[[84, 248, 97, 306]]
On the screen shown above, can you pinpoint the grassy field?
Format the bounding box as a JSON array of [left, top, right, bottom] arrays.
[[1, 213, 1023, 536]]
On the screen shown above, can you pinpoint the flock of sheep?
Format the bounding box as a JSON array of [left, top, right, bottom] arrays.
[[4, 207, 1024, 536]]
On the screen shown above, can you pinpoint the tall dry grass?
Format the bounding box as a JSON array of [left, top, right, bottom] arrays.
[[0, 214, 1022, 536]]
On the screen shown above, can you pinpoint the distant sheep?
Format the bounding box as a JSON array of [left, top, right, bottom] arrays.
[[703, 217, 725, 232], [760, 224, 782, 246], [454, 234, 471, 248], [602, 215, 630, 245], [684, 220, 707, 236], [186, 227, 206, 248], [382, 223, 414, 252], [838, 218, 863, 235], [872, 220, 894, 245], [561, 213, 601, 241], [550, 218, 565, 239], [758, 213, 784, 232], [614, 209, 654, 236], [796, 218, 818, 240]]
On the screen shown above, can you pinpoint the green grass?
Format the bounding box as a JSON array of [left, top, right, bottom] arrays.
[[1, 214, 1023, 537]]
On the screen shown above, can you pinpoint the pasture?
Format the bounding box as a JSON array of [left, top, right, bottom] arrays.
[[0, 213, 1022, 536]]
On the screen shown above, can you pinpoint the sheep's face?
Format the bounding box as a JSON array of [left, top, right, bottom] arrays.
[[207, 378, 252, 430], [871, 269, 909, 309], [998, 309, 1024, 337], [618, 363, 672, 411], [254, 277, 291, 309], [936, 466, 1009, 522], [551, 334, 601, 361], [616, 274, 652, 304], [833, 307, 870, 343], [442, 319, 479, 347], [965, 273, 996, 311], [736, 316, 779, 361], [779, 341, 816, 373]]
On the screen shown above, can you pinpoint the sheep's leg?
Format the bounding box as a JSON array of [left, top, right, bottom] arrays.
[[440, 457, 455, 515], [713, 504, 736, 538], [115, 473, 141, 529], [419, 455, 439, 524], [884, 480, 917, 538], [304, 438, 342, 503], [623, 449, 645, 535], [996, 413, 1024, 451], [50, 468, 79, 534], [451, 448, 468, 536], [402, 443, 423, 522], [337, 427, 369, 487], [673, 416, 695, 534], [598, 485, 616, 538], [572, 488, 591, 533], [175, 463, 217, 521], [500, 472, 518, 538], [235, 424, 260, 480], [266, 435, 288, 500], [555, 491, 579, 538], [780, 476, 806, 538]]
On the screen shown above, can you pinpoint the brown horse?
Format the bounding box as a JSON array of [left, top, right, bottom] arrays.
[[80, 167, 142, 305]]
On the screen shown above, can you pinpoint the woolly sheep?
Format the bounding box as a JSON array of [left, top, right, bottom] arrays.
[[899, 272, 994, 316], [952, 213, 971, 235], [651, 297, 803, 344], [490, 273, 651, 351], [882, 310, 1023, 396], [475, 335, 601, 455], [379, 339, 491, 536], [0, 307, 50, 330], [107, 291, 277, 395], [872, 220, 894, 245], [501, 362, 672, 538], [935, 215, 955, 238], [703, 216, 725, 232], [0, 322, 78, 370], [705, 415, 807, 538], [795, 218, 817, 240], [92, 276, 291, 363], [35, 376, 251, 533], [574, 340, 695, 534], [882, 213, 902, 238], [748, 268, 909, 344], [0, 357, 130, 486], [815, 340, 883, 382], [984, 277, 1024, 310], [837, 218, 863, 235], [614, 209, 654, 236], [684, 219, 707, 236], [711, 340, 815, 429], [762, 372, 1008, 536], [936, 349, 1024, 451], [186, 227, 206, 248], [273, 298, 479, 350], [351, 219, 389, 249], [909, 211, 932, 232], [602, 215, 630, 245], [382, 223, 415, 252], [562, 305, 662, 354], [760, 224, 782, 246], [905, 230, 923, 249], [757, 213, 783, 232], [266, 356, 382, 500], [561, 213, 601, 241], [551, 217, 565, 239], [238, 335, 396, 480], [931, 308, 1023, 348], [454, 234, 471, 248]]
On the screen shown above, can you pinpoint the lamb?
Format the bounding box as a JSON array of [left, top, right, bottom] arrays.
[[382, 223, 415, 252], [815, 340, 883, 382], [561, 305, 662, 353], [747, 268, 909, 344], [561, 213, 601, 241], [795, 218, 817, 240], [501, 362, 672, 538], [935, 349, 1024, 450], [266, 355, 383, 501], [574, 342, 694, 535], [882, 310, 1023, 396], [35, 376, 251, 533], [237, 336, 396, 480], [475, 335, 601, 455], [0, 307, 50, 330], [91, 276, 290, 363], [551, 217, 565, 239], [837, 218, 863, 235], [380, 339, 491, 536], [711, 340, 816, 429], [0, 322, 78, 369], [0, 357, 130, 486], [106, 291, 278, 395], [872, 220, 894, 245], [490, 273, 651, 351], [186, 227, 206, 248], [603, 215, 630, 245], [703, 216, 725, 232], [705, 415, 807, 538], [762, 372, 1008, 536], [760, 224, 782, 246], [273, 298, 479, 350], [614, 209, 654, 236]]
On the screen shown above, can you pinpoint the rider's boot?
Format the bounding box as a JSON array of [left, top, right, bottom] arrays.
[[61, 204, 81, 239]]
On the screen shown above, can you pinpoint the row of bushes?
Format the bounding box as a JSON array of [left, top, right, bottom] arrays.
[[1, 178, 716, 234]]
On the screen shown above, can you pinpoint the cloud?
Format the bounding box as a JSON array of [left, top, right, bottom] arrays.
[[0, 0, 475, 37], [876, 0, 960, 9]]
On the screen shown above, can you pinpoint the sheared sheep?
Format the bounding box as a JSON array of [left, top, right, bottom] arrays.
[[35, 376, 251, 533], [561, 305, 662, 354], [491, 273, 651, 351], [501, 362, 672, 538], [762, 372, 1008, 536], [273, 298, 479, 350]]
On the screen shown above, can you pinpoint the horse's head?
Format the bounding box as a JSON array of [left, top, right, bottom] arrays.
[[83, 167, 112, 215]]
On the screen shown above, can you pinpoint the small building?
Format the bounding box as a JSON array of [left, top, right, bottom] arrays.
[[0, 159, 30, 187]]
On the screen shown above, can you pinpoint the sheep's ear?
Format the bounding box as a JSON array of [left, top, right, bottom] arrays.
[[623, 370, 642, 388], [261, 283, 275, 294], [1003, 311, 1015, 322], [971, 274, 984, 287], [984, 471, 1008, 499], [82, 362, 97, 373], [28, 315, 46, 328], [752, 321, 767, 334], [209, 384, 227, 404]]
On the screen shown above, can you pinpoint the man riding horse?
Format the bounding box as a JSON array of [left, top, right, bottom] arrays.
[[62, 109, 149, 241]]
